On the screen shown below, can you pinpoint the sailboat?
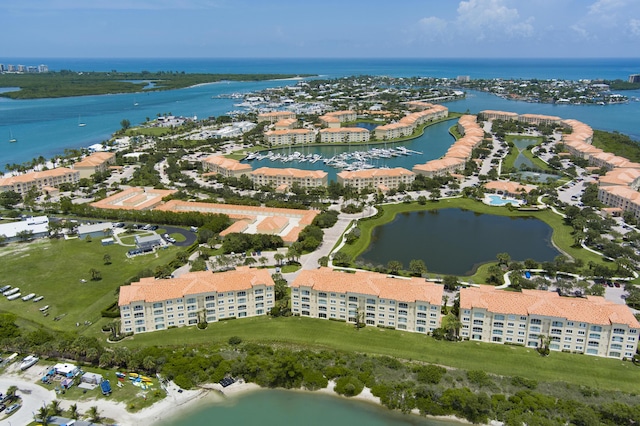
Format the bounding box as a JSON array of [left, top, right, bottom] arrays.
[[9, 129, 17, 143], [134, 97, 139, 106], [78, 116, 86, 127]]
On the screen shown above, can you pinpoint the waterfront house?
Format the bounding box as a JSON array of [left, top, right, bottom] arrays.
[[291, 268, 443, 333], [459, 286, 640, 360], [0, 168, 80, 195], [119, 267, 275, 334]]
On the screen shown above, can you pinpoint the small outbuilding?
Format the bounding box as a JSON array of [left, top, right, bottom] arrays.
[[81, 372, 103, 385], [77, 222, 114, 240], [135, 234, 163, 250]]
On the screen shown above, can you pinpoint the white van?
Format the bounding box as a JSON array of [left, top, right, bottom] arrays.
[[5, 403, 21, 414]]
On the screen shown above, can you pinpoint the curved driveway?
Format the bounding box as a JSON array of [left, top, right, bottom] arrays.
[[0, 372, 56, 426], [163, 226, 197, 247]]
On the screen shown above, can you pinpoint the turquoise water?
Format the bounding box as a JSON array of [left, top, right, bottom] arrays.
[[244, 120, 455, 181], [1, 58, 640, 169], [358, 208, 558, 275], [166, 389, 458, 426], [487, 194, 523, 206]]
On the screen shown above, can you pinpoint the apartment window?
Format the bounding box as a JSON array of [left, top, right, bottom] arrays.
[[552, 321, 564, 327], [205, 295, 215, 301], [134, 312, 144, 318], [473, 312, 484, 318], [590, 325, 602, 332], [530, 318, 541, 325], [153, 302, 163, 308], [153, 309, 163, 316], [417, 305, 427, 311], [187, 298, 196, 304], [613, 328, 626, 335], [134, 305, 143, 312], [473, 320, 484, 326], [494, 314, 505, 321]]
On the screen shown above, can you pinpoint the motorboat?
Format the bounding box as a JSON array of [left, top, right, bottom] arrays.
[[20, 355, 39, 370]]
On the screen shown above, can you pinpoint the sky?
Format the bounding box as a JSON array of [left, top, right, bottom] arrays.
[[1, 0, 640, 58]]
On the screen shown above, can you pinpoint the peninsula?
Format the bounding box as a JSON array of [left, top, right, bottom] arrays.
[[0, 71, 314, 99]]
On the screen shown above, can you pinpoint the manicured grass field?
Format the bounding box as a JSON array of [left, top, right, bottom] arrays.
[[118, 315, 640, 393], [501, 135, 552, 173], [0, 238, 177, 331], [339, 198, 606, 281]]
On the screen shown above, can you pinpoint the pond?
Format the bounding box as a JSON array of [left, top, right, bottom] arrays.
[[357, 208, 559, 276]]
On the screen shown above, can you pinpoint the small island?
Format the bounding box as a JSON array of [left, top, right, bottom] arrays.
[[0, 70, 314, 99]]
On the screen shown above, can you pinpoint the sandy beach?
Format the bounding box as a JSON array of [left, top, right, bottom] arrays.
[[2, 364, 476, 426]]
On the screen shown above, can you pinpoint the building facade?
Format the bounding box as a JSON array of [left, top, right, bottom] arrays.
[[257, 111, 296, 123], [0, 168, 80, 195], [202, 156, 253, 178], [250, 167, 328, 188], [119, 267, 275, 334], [319, 127, 370, 143], [291, 268, 443, 333], [337, 167, 415, 191], [459, 287, 640, 360], [72, 152, 116, 179], [265, 129, 316, 145]]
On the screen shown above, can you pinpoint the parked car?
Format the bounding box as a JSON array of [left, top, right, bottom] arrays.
[[5, 403, 21, 414], [0, 403, 5, 412]]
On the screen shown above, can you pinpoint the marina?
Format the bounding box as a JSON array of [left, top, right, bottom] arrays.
[[244, 145, 423, 171]]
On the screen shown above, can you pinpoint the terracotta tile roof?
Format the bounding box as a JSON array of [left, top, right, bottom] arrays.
[[292, 268, 443, 305], [485, 180, 536, 194], [251, 167, 327, 179], [203, 156, 253, 172], [319, 127, 369, 134], [73, 152, 115, 168], [118, 267, 274, 306], [412, 157, 466, 173], [90, 187, 177, 210], [599, 168, 640, 186], [256, 216, 289, 233], [0, 167, 78, 186], [219, 220, 249, 236], [337, 167, 415, 180], [461, 287, 640, 328]]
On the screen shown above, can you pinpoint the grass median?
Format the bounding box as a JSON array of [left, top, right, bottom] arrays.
[[117, 315, 639, 393]]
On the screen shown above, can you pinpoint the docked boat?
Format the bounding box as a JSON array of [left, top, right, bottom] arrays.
[[20, 355, 39, 370], [39, 305, 49, 312], [22, 293, 36, 301], [7, 293, 21, 301], [0, 285, 11, 293], [3, 287, 19, 297], [33, 295, 44, 302]]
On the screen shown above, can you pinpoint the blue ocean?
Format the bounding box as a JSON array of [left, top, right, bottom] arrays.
[[1, 57, 640, 169]]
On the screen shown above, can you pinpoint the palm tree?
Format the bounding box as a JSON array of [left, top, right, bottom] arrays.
[[36, 406, 51, 425], [6, 385, 17, 400], [87, 405, 102, 423], [274, 253, 285, 266], [49, 399, 63, 416], [69, 403, 80, 420]]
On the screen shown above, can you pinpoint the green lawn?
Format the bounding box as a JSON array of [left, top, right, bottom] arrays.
[[501, 136, 552, 173], [118, 315, 640, 393], [339, 198, 606, 281], [0, 238, 177, 332]]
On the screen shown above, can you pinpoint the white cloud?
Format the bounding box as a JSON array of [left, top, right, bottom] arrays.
[[570, 24, 591, 40], [629, 18, 640, 36], [588, 0, 627, 15], [416, 0, 534, 43]]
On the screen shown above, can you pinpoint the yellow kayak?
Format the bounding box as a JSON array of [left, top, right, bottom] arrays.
[[129, 373, 139, 378], [141, 376, 153, 382]]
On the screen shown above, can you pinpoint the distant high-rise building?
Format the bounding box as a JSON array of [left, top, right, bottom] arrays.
[[629, 74, 640, 83], [0, 64, 5, 72], [17, 65, 25, 72], [38, 64, 49, 73], [457, 75, 471, 82], [27, 66, 37, 73], [7, 64, 16, 72]]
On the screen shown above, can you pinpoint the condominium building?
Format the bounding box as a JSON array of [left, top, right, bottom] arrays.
[[72, 152, 116, 179], [202, 155, 253, 178], [337, 167, 415, 191], [597, 185, 640, 220], [0, 168, 80, 195], [250, 167, 328, 188], [319, 127, 370, 143], [274, 118, 298, 130], [374, 122, 414, 140], [373, 104, 448, 141], [119, 267, 275, 334], [478, 110, 519, 121], [459, 287, 640, 359], [257, 111, 296, 123], [517, 114, 562, 126], [265, 129, 316, 145], [291, 268, 444, 333], [412, 157, 466, 178], [91, 187, 177, 211], [319, 110, 357, 128]]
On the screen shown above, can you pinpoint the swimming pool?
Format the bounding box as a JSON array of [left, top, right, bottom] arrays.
[[485, 194, 523, 206]]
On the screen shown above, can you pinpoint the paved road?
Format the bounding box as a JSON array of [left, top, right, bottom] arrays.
[[0, 368, 56, 426], [163, 226, 197, 247]]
